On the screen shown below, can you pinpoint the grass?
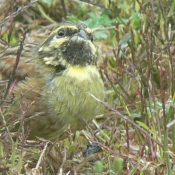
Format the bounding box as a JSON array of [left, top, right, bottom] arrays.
[[0, 0, 175, 174]]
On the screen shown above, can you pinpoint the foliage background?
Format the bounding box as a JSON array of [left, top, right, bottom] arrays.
[[0, 0, 175, 174]]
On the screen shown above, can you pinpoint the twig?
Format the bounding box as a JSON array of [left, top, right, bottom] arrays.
[[4, 31, 26, 99], [35, 141, 50, 169], [73, 0, 105, 8], [61, 0, 67, 18], [0, 107, 13, 142], [35, 3, 56, 24], [89, 93, 164, 148], [93, 26, 116, 32], [0, 0, 37, 26], [92, 119, 110, 141]]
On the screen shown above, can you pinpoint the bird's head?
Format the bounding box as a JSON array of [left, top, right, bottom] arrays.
[[37, 21, 97, 69]]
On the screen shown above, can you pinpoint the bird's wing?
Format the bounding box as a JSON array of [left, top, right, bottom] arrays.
[[0, 43, 37, 80]]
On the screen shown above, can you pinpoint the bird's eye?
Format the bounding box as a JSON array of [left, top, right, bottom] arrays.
[[90, 35, 94, 42], [58, 29, 66, 37]]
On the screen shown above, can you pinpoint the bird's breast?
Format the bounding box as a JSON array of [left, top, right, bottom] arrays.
[[42, 65, 104, 123]]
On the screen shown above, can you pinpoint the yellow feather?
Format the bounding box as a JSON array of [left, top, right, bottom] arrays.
[[63, 65, 100, 81]]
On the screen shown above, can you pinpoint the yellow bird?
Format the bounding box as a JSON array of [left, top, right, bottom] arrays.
[[0, 21, 105, 141]]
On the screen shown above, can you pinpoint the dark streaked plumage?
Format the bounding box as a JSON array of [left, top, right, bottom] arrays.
[[0, 21, 105, 141]]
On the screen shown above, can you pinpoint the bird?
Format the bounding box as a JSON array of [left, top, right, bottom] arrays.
[[0, 21, 105, 141]]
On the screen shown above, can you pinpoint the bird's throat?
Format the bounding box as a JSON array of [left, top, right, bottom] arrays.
[[63, 65, 100, 81]]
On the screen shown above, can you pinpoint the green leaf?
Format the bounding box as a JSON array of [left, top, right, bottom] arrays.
[[93, 161, 103, 173], [118, 33, 131, 48], [132, 112, 141, 118], [41, 0, 54, 7], [18, 154, 23, 174], [94, 31, 108, 39], [128, 165, 138, 175], [131, 12, 140, 29], [118, 2, 129, 10], [112, 158, 124, 173], [67, 15, 79, 22], [0, 142, 3, 158], [83, 13, 113, 27], [116, 17, 129, 25]]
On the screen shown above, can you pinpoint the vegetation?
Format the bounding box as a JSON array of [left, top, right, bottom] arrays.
[[0, 0, 175, 174]]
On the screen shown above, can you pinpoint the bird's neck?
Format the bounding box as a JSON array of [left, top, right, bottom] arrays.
[[63, 65, 99, 81]]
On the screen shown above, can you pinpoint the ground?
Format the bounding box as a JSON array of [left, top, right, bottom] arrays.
[[0, 0, 175, 174]]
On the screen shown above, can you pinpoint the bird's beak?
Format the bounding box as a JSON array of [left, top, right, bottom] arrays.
[[70, 29, 88, 44]]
